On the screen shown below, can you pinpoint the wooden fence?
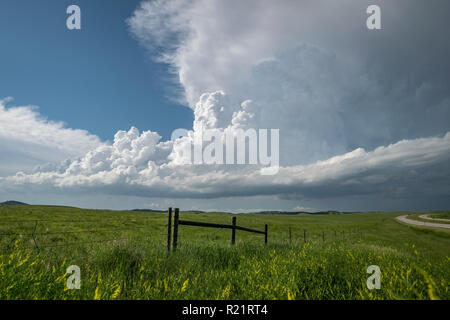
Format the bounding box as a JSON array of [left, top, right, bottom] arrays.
[[167, 208, 268, 251]]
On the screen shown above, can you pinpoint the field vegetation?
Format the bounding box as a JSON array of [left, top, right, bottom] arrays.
[[0, 206, 448, 299]]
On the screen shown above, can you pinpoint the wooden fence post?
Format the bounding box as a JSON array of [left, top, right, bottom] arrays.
[[231, 216, 236, 245], [31, 220, 39, 250], [289, 227, 292, 244], [265, 224, 268, 244], [167, 207, 172, 252], [173, 208, 179, 251]]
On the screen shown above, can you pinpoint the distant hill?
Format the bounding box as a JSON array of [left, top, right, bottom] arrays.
[[0, 200, 29, 206], [132, 209, 207, 214], [250, 210, 351, 215], [131, 209, 167, 213], [131, 209, 350, 215], [250, 210, 305, 215]]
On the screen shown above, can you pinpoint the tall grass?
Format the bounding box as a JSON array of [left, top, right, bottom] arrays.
[[0, 206, 449, 300], [0, 237, 448, 299]]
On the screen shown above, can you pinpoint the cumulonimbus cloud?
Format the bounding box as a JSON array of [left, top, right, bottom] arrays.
[[128, 0, 450, 165]]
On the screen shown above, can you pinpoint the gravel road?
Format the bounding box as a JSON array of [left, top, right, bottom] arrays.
[[396, 215, 450, 229]]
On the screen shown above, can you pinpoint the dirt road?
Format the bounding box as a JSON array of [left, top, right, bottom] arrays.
[[396, 215, 450, 229]]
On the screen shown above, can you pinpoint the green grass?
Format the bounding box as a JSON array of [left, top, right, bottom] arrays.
[[0, 206, 449, 300], [429, 212, 450, 220]]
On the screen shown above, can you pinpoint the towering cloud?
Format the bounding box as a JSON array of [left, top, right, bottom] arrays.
[[128, 0, 450, 164]]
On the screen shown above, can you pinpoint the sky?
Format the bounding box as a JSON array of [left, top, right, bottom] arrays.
[[1, 0, 450, 212], [0, 0, 192, 142]]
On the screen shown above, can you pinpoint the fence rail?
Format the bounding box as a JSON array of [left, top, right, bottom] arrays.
[[167, 208, 268, 251]]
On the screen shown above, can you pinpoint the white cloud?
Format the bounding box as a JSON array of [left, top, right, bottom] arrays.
[[0, 98, 103, 176], [4, 128, 450, 202]]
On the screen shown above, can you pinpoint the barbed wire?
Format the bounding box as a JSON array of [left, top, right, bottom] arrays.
[[0, 235, 167, 253], [0, 215, 165, 224], [0, 215, 391, 252], [0, 225, 163, 237]]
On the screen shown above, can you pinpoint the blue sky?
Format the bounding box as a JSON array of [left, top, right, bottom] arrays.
[[0, 0, 192, 141], [1, 0, 450, 212]]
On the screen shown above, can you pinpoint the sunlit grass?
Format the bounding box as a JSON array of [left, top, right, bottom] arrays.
[[0, 206, 449, 300]]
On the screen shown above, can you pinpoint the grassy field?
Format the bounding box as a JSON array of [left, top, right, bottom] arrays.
[[427, 212, 450, 221], [0, 205, 449, 300]]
